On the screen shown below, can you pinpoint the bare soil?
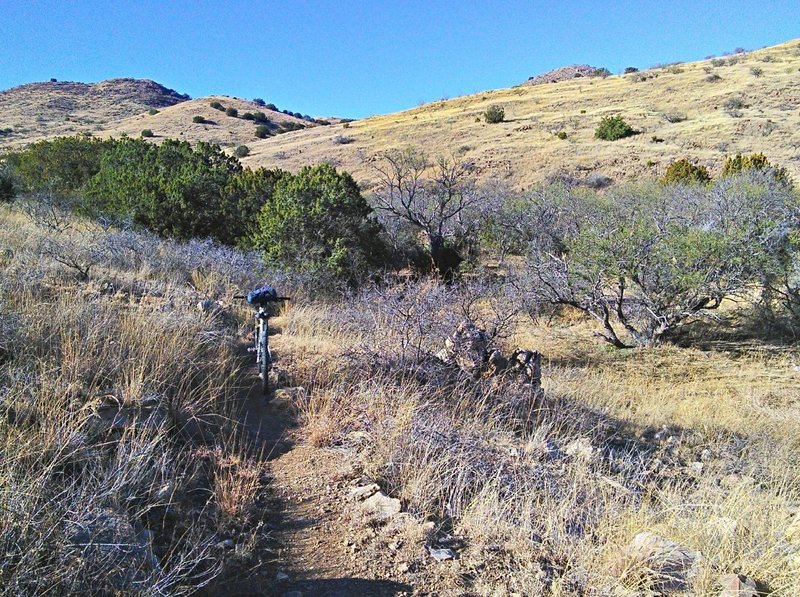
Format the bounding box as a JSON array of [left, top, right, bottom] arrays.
[[232, 324, 440, 596]]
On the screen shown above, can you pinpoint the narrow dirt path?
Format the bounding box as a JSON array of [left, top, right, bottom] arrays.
[[234, 317, 416, 597]]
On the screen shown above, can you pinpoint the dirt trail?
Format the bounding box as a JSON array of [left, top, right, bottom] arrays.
[[235, 318, 416, 597]]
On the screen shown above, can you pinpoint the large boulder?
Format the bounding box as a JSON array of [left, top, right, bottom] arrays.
[[437, 321, 542, 390], [437, 320, 489, 376]]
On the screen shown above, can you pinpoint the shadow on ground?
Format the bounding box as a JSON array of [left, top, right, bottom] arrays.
[[267, 578, 412, 597]]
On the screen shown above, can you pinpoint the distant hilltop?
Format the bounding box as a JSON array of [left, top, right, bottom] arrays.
[[521, 64, 611, 86]]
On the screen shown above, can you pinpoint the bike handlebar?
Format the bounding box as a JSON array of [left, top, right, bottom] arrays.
[[232, 295, 291, 301]]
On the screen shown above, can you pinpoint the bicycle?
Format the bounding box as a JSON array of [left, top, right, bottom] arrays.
[[234, 286, 290, 395]]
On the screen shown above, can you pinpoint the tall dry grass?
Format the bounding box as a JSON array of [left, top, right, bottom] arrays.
[[282, 279, 800, 595], [0, 205, 273, 594]]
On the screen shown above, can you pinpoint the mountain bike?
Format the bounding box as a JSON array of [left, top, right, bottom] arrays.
[[235, 287, 290, 395]]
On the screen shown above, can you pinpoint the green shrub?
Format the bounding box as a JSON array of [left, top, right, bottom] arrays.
[[2, 136, 112, 197], [83, 139, 245, 242], [141, 129, 154, 138], [723, 96, 745, 111], [252, 163, 386, 284], [210, 101, 224, 111], [661, 159, 711, 185], [148, 108, 159, 115], [225, 107, 238, 118], [234, 145, 250, 157], [252, 111, 269, 123], [556, 131, 568, 140], [253, 98, 265, 106], [0, 167, 15, 202], [192, 115, 206, 124], [484, 105, 505, 124], [522, 179, 798, 347], [255, 125, 271, 139], [594, 115, 634, 140], [750, 66, 763, 77], [265, 103, 277, 111], [278, 122, 305, 133], [721, 153, 789, 183], [242, 112, 255, 121]]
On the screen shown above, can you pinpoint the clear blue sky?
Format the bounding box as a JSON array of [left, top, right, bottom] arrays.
[[1, 0, 798, 118]]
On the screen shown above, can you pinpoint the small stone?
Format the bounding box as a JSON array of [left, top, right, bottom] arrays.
[[706, 516, 738, 539], [197, 299, 215, 313], [564, 437, 595, 461], [360, 491, 402, 520], [347, 483, 380, 501], [276, 571, 290, 581], [785, 515, 800, 544], [215, 539, 235, 550], [700, 448, 713, 461], [428, 547, 456, 561], [689, 461, 704, 474], [155, 483, 173, 501], [719, 573, 758, 597], [721, 474, 756, 489], [397, 562, 410, 573]]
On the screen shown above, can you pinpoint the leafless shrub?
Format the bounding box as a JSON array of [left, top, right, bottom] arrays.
[[40, 236, 107, 280], [19, 194, 75, 232], [664, 112, 687, 123], [583, 172, 612, 189]]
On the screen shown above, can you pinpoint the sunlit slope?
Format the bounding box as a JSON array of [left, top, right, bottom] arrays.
[[0, 78, 189, 149], [99, 96, 319, 148], [243, 39, 800, 188]]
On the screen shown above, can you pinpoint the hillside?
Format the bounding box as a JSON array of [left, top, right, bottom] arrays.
[[243, 39, 800, 188], [98, 95, 321, 148], [1, 39, 799, 188], [0, 78, 189, 146]]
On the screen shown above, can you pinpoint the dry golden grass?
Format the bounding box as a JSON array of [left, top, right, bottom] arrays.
[[246, 39, 800, 188], [0, 205, 272, 594], [279, 282, 800, 595]]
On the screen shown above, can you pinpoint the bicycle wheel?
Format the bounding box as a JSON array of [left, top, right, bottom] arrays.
[[258, 320, 270, 395]]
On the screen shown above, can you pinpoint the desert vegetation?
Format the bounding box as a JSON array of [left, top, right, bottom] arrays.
[[0, 205, 280, 594], [1, 94, 800, 594]]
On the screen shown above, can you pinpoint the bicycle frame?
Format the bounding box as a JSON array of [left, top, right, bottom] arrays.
[[254, 307, 271, 395], [234, 293, 290, 396]]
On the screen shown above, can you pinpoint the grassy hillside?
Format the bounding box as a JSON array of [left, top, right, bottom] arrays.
[[0, 78, 189, 147], [99, 96, 322, 149], [2, 40, 798, 188], [244, 40, 800, 188]]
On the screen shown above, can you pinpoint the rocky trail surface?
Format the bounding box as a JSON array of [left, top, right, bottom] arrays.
[[233, 318, 445, 597]]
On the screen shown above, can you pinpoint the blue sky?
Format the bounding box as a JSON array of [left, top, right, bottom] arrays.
[[1, 1, 798, 118]]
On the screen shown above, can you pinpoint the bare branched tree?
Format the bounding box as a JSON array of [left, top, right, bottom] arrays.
[[369, 148, 480, 280]]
